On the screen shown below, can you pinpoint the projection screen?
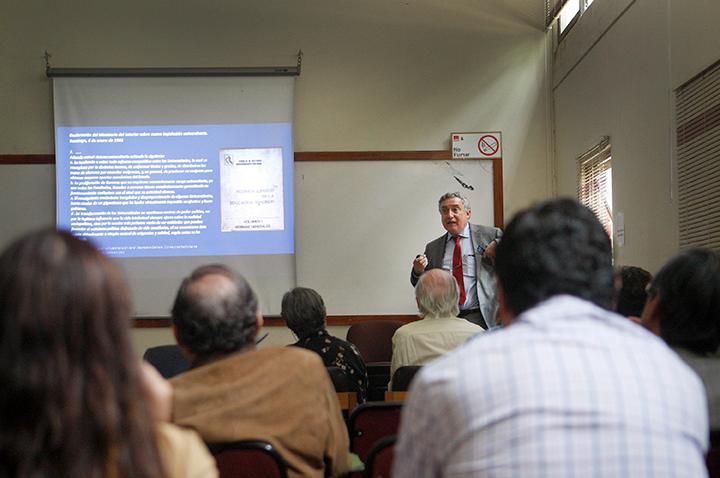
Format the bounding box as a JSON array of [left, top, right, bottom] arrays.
[[53, 76, 295, 316]]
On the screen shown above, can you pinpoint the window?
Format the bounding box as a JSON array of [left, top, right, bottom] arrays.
[[676, 59, 720, 251], [546, 0, 596, 37], [558, 0, 580, 34], [577, 138, 613, 242]]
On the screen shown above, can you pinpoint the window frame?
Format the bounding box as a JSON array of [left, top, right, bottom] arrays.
[[554, 0, 596, 42], [577, 137, 614, 243]]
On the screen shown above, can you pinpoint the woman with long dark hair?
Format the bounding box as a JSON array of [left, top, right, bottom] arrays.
[[0, 229, 216, 477]]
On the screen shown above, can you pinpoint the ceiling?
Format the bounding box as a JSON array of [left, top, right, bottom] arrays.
[[376, 0, 545, 31], [199, 0, 546, 34]]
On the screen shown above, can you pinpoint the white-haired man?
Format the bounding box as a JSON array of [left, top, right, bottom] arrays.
[[391, 269, 483, 383]]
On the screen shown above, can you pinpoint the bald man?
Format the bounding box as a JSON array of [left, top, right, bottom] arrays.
[[170, 264, 350, 478]]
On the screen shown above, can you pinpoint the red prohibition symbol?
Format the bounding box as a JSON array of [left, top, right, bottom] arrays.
[[478, 135, 499, 156]]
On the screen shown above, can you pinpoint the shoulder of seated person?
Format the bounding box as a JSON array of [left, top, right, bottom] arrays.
[[156, 421, 207, 452], [278, 346, 324, 365]]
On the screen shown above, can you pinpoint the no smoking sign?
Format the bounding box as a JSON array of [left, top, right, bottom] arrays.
[[451, 132, 502, 159]]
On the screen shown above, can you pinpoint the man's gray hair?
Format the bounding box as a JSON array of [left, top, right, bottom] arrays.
[[415, 269, 460, 318], [438, 192, 471, 212]]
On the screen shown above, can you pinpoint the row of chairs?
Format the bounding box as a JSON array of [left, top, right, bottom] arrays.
[[210, 435, 397, 478], [210, 422, 720, 478], [346, 320, 404, 401], [210, 441, 288, 478], [209, 401, 403, 478], [143, 321, 412, 477]]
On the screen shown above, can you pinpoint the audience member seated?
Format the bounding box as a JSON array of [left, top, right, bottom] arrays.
[[281, 286, 369, 403], [0, 229, 216, 478], [641, 248, 720, 430], [391, 269, 482, 381], [614, 265, 652, 322], [393, 198, 709, 477], [169, 265, 350, 478]]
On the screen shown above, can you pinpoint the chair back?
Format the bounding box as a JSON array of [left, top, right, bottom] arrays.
[[363, 436, 397, 478], [346, 321, 404, 363], [348, 402, 403, 462], [328, 366, 359, 415], [143, 344, 189, 379], [327, 366, 353, 392], [209, 440, 288, 478], [390, 366, 422, 391]]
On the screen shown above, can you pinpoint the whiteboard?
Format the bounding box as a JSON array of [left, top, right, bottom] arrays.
[[295, 159, 495, 314], [0, 159, 496, 315]]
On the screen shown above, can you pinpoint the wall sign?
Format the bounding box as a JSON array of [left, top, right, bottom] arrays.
[[451, 132, 502, 159]]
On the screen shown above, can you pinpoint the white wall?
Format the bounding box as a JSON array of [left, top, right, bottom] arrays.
[[669, 0, 720, 88], [552, 0, 720, 273], [0, 0, 549, 354], [0, 0, 549, 213]]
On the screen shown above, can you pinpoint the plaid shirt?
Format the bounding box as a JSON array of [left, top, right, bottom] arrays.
[[394, 295, 708, 478]]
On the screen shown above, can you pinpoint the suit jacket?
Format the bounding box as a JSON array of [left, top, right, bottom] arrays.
[[411, 223, 503, 327]]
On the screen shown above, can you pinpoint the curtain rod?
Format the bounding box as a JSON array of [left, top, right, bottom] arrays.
[[45, 50, 302, 78]]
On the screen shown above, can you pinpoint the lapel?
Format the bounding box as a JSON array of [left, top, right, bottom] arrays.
[[427, 233, 448, 268]]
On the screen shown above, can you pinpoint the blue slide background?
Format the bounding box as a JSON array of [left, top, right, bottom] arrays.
[[56, 123, 294, 258]]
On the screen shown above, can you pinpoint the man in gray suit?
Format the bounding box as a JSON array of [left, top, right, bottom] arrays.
[[411, 192, 502, 328]]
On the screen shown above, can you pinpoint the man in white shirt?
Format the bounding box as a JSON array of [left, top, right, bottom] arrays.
[[391, 269, 482, 383], [394, 198, 709, 478]]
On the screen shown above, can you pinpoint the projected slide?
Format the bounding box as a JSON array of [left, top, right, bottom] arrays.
[[56, 123, 294, 258], [219, 147, 284, 232]]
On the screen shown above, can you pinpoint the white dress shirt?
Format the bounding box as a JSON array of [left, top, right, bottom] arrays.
[[393, 295, 709, 478], [441, 224, 479, 310]]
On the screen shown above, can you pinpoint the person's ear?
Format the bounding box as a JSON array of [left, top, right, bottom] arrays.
[[172, 324, 195, 363], [640, 296, 661, 335], [255, 311, 264, 332]]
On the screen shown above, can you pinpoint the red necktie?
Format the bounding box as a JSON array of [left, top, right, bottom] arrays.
[[453, 235, 466, 306]]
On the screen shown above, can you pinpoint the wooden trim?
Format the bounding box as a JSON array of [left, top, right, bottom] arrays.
[[492, 158, 504, 227], [134, 318, 173, 328], [0, 154, 55, 164], [325, 314, 419, 326], [384, 391, 408, 402], [336, 392, 358, 412], [132, 314, 420, 328], [294, 150, 450, 161]]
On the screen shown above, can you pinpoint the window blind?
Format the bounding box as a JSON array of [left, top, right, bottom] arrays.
[[676, 59, 720, 251], [577, 138, 613, 239]]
